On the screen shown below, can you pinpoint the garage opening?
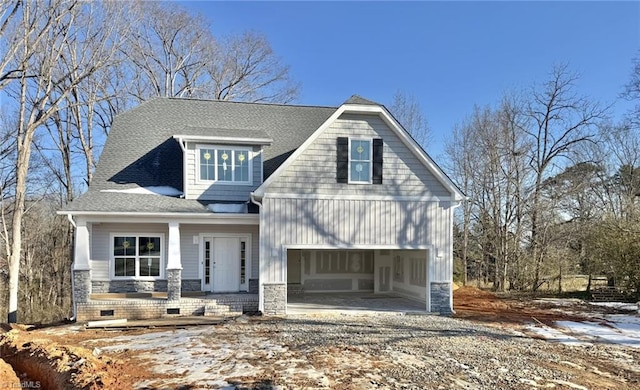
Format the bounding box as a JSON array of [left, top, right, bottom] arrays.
[[287, 249, 429, 313]]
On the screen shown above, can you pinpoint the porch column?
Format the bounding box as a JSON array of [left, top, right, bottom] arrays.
[[166, 221, 182, 301], [73, 218, 91, 304]]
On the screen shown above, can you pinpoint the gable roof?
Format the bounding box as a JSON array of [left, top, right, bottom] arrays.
[[61, 96, 464, 215], [254, 101, 465, 202]]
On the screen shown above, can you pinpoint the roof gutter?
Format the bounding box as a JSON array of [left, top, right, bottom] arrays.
[[173, 134, 273, 146]]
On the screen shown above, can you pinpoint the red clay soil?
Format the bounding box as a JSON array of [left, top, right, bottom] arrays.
[[453, 286, 591, 326], [0, 329, 152, 389], [0, 357, 21, 388]]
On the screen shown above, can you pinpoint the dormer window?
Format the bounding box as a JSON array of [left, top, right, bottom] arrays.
[[198, 145, 252, 184]]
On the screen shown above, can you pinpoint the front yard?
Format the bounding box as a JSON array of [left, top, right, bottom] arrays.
[[1, 287, 639, 389]]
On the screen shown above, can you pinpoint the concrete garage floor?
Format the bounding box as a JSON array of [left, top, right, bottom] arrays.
[[287, 292, 429, 315]]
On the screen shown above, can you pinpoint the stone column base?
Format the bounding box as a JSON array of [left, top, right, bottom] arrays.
[[430, 282, 453, 314], [167, 269, 182, 301], [263, 283, 286, 315], [73, 269, 91, 303]]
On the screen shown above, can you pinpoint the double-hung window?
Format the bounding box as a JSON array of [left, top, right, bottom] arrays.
[[337, 137, 383, 185], [198, 146, 251, 184], [349, 139, 372, 183], [113, 235, 163, 278]]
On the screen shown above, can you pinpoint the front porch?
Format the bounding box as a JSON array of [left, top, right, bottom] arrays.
[[76, 292, 258, 322]]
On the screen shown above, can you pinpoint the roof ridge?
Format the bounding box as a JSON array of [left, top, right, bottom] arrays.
[[343, 95, 382, 106], [159, 96, 338, 109]]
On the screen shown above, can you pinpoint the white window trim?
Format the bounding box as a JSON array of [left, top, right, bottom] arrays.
[[198, 233, 252, 292], [348, 137, 373, 184], [195, 144, 253, 186], [110, 233, 165, 280]]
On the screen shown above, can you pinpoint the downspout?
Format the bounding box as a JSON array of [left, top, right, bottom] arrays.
[[176, 137, 187, 198], [449, 199, 464, 314], [67, 214, 77, 321], [250, 192, 264, 312]]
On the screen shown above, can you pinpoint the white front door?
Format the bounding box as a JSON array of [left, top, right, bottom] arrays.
[[202, 237, 241, 292]]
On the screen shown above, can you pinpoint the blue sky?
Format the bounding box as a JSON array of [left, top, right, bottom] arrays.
[[183, 1, 640, 157]]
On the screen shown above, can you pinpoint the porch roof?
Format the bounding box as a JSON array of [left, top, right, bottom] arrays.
[[59, 191, 257, 215]]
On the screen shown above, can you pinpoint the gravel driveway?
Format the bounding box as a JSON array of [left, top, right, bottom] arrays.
[[84, 312, 640, 389]]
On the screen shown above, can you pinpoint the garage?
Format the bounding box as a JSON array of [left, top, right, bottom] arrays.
[[286, 248, 429, 313]]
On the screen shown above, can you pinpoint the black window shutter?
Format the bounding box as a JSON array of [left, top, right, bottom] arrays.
[[336, 137, 349, 183], [372, 138, 383, 184]]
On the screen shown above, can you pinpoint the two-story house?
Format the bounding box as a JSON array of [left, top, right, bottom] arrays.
[[59, 96, 464, 321]]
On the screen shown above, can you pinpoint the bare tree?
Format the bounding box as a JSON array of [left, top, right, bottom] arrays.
[[446, 99, 531, 291], [1, 0, 121, 322], [523, 64, 607, 290], [389, 90, 432, 149], [207, 31, 299, 103], [119, 2, 299, 104], [120, 0, 211, 100]]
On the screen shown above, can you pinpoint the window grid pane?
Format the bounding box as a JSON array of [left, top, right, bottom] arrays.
[[114, 235, 162, 278], [349, 140, 372, 182], [200, 149, 215, 181], [139, 257, 160, 277], [218, 149, 233, 181], [234, 151, 249, 182]]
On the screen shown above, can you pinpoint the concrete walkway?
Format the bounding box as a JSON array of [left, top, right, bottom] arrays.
[[287, 292, 429, 315]]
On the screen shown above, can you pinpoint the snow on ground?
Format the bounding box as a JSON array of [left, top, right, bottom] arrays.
[[556, 319, 640, 348], [527, 301, 640, 348], [82, 324, 328, 389], [100, 186, 183, 196], [525, 324, 590, 346], [589, 302, 639, 311]]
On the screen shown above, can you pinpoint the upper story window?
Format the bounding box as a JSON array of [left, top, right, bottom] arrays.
[[349, 139, 372, 183], [337, 137, 383, 185], [198, 146, 252, 184]]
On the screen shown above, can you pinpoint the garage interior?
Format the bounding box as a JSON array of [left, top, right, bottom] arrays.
[[286, 248, 429, 313]]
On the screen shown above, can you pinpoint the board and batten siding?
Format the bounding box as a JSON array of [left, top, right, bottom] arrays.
[[264, 113, 451, 197], [89, 222, 258, 282], [260, 197, 453, 284], [185, 141, 263, 201]]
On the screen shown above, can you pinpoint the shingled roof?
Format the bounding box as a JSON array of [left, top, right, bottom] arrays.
[[63, 98, 338, 213]]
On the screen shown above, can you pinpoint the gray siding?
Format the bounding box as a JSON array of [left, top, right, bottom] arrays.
[[185, 141, 263, 201], [89, 223, 258, 284], [179, 224, 260, 281], [261, 197, 453, 284], [265, 113, 451, 197]]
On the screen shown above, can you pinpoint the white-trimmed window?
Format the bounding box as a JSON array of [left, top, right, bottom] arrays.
[[349, 139, 372, 183], [198, 145, 252, 184], [112, 234, 164, 278]]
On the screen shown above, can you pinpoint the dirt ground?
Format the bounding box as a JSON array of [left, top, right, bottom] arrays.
[[0, 287, 637, 389], [452, 285, 596, 326]]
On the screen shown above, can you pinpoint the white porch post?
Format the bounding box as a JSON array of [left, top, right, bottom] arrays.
[[166, 221, 182, 301], [73, 218, 91, 303]]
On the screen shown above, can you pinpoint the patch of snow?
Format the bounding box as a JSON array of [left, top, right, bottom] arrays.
[[533, 298, 584, 306], [82, 326, 325, 389], [556, 320, 640, 348], [525, 324, 590, 346], [589, 302, 638, 311], [100, 186, 183, 197]]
